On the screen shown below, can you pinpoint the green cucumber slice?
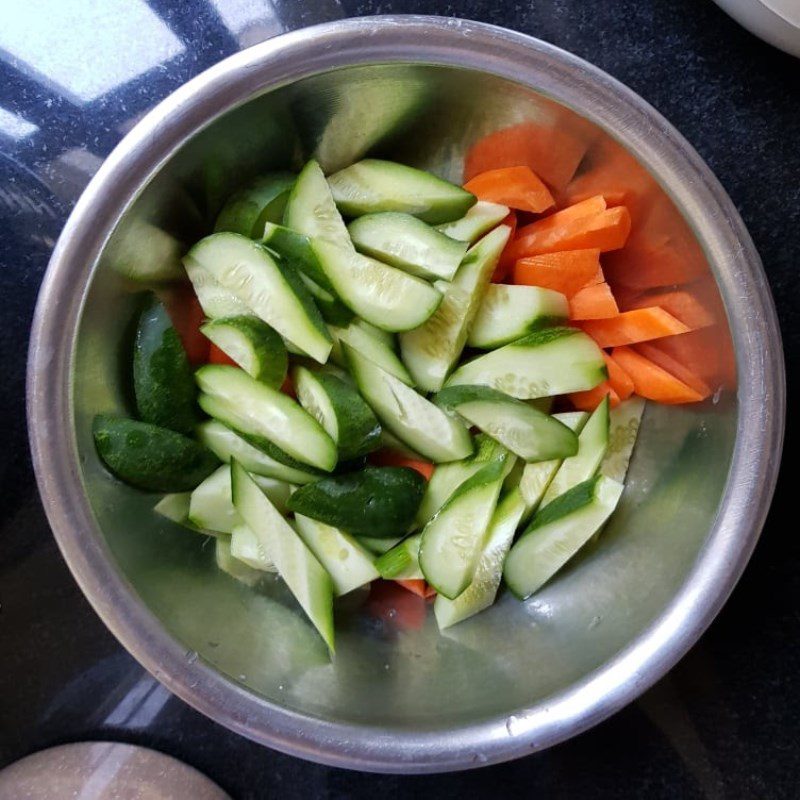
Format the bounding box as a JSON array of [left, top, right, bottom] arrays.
[[601, 397, 646, 483], [133, 296, 198, 435], [189, 465, 241, 533], [93, 415, 218, 492], [200, 316, 288, 387], [375, 532, 424, 580], [310, 239, 443, 333], [434, 488, 526, 629], [230, 523, 277, 572], [299, 274, 354, 326], [327, 159, 476, 224], [293, 365, 381, 460], [357, 535, 404, 555], [231, 460, 335, 649], [196, 420, 319, 484], [215, 536, 265, 587], [329, 321, 413, 385], [294, 514, 379, 596], [468, 284, 569, 349], [183, 255, 251, 319], [187, 232, 332, 363], [287, 466, 425, 538], [419, 461, 505, 599], [196, 365, 337, 472], [446, 327, 607, 399], [435, 385, 578, 462], [262, 222, 335, 293], [214, 172, 295, 237], [504, 475, 624, 599], [154, 492, 213, 535], [540, 396, 610, 508], [283, 160, 352, 250], [436, 200, 509, 243], [354, 320, 396, 351], [347, 212, 468, 281], [399, 225, 510, 392], [377, 430, 424, 460], [345, 343, 473, 463], [112, 220, 184, 283]]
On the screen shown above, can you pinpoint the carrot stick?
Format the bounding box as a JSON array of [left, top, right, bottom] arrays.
[[163, 285, 209, 366], [611, 347, 705, 404], [619, 288, 716, 329], [603, 352, 634, 400], [569, 382, 620, 411], [464, 166, 554, 213], [569, 282, 619, 319], [581, 307, 689, 348], [516, 195, 606, 240], [366, 580, 427, 630], [493, 211, 517, 281], [508, 205, 631, 260], [369, 449, 435, 480], [633, 342, 712, 399], [513, 249, 601, 298], [395, 579, 437, 599], [208, 343, 238, 366]]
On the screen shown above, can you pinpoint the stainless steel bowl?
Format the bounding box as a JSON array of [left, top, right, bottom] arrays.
[[27, 16, 784, 773]]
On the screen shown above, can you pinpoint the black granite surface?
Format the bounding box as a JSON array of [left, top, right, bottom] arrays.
[[1, 1, 798, 798]]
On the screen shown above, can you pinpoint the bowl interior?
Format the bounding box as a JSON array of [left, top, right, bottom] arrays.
[[72, 63, 736, 729]]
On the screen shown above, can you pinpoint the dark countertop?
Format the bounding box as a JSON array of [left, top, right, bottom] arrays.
[[1, 2, 798, 798]]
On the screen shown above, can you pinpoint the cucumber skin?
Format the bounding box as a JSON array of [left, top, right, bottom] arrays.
[[93, 415, 219, 492], [287, 466, 426, 538], [262, 223, 335, 293], [214, 172, 295, 237], [133, 296, 199, 435]]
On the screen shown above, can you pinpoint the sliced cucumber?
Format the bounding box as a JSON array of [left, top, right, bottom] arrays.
[[187, 232, 332, 363], [328, 159, 476, 224], [375, 532, 424, 580], [196, 420, 319, 484], [434, 488, 526, 629], [294, 514, 379, 596], [293, 366, 381, 460], [435, 385, 578, 462], [446, 327, 607, 399], [201, 316, 288, 387], [133, 296, 198, 435], [468, 284, 569, 349], [436, 200, 509, 243], [154, 492, 212, 535], [196, 365, 337, 472], [231, 460, 335, 649], [347, 212, 468, 281], [419, 461, 505, 599], [214, 172, 295, 237], [353, 319, 396, 351], [310, 239, 442, 333], [400, 225, 510, 392], [189, 465, 240, 533], [93, 415, 218, 493], [357, 535, 403, 555], [262, 222, 335, 293], [345, 343, 473, 463], [377, 430, 424, 461], [518, 411, 589, 523], [230, 523, 277, 572], [183, 255, 250, 319], [283, 159, 352, 250], [215, 536, 265, 588], [287, 466, 425, 538], [601, 397, 646, 483], [541, 396, 610, 508], [504, 475, 624, 599], [299, 274, 354, 326], [329, 321, 412, 385]]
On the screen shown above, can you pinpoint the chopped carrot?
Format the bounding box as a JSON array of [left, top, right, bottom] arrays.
[[603, 235, 707, 291], [640, 328, 733, 390], [569, 382, 620, 411], [464, 166, 554, 214], [633, 342, 712, 399], [395, 579, 437, 599], [366, 580, 427, 630], [569, 282, 619, 319], [208, 343, 237, 366], [279, 376, 295, 398], [513, 249, 601, 298], [618, 288, 716, 329], [516, 195, 607, 240], [493, 211, 517, 281], [507, 206, 631, 261], [603, 352, 635, 400], [611, 347, 705, 404], [163, 285, 209, 365], [369, 449, 435, 480], [581, 307, 689, 348]]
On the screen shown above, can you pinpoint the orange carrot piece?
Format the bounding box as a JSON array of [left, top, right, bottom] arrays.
[[569, 382, 620, 411], [569, 282, 619, 319], [366, 581, 427, 630], [620, 288, 716, 329], [508, 206, 631, 260], [395, 579, 437, 599], [611, 347, 705, 404], [633, 342, 712, 399], [581, 307, 689, 348], [512, 249, 601, 298], [164, 286, 209, 366], [516, 195, 607, 241], [493, 211, 517, 281], [464, 166, 554, 214], [603, 352, 635, 400], [369, 450, 435, 480], [208, 343, 238, 366]]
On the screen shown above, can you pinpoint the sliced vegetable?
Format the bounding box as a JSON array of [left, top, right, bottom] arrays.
[[463, 166, 554, 213], [369, 450, 435, 481], [328, 159, 476, 223], [581, 307, 690, 348], [611, 346, 707, 404], [189, 465, 240, 533], [514, 195, 606, 240], [601, 396, 645, 483], [604, 352, 635, 400], [230, 523, 277, 572], [569, 382, 620, 412], [569, 282, 620, 320], [154, 492, 211, 535], [395, 579, 435, 599], [214, 172, 295, 237], [375, 533, 424, 580], [358, 535, 403, 555], [261, 222, 335, 292], [93, 415, 218, 492], [345, 343, 473, 463], [512, 249, 602, 298], [632, 342, 712, 399], [493, 210, 518, 282], [446, 326, 606, 399], [437, 200, 509, 243], [504, 475, 624, 599], [299, 275, 355, 326], [215, 536, 265, 587], [162, 285, 209, 366], [400, 225, 510, 391], [329, 320, 413, 385], [287, 466, 425, 538], [183, 255, 251, 319], [620, 288, 716, 330], [468, 283, 568, 349]]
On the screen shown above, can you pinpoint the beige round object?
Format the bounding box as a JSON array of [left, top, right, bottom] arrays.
[[0, 742, 231, 800]]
